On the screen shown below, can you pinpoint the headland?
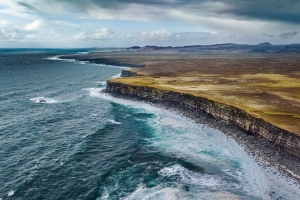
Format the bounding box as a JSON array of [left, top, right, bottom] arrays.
[[62, 43, 300, 181]]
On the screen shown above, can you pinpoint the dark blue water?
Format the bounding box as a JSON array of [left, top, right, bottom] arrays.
[[0, 49, 299, 200]]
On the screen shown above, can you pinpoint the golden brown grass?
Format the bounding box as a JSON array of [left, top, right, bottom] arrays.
[[101, 52, 300, 135]]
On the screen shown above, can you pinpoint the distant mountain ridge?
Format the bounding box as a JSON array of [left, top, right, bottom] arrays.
[[257, 42, 272, 46], [125, 43, 300, 54]]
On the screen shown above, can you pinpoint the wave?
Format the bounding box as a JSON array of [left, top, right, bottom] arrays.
[[122, 184, 244, 200], [47, 53, 129, 70], [111, 73, 121, 78], [123, 185, 183, 200], [93, 92, 300, 199], [159, 164, 222, 186], [79, 61, 89, 65], [108, 120, 122, 125], [46, 55, 63, 61], [46, 55, 76, 62], [90, 90, 163, 114], [84, 87, 105, 97], [8, 190, 14, 197], [29, 97, 59, 104], [96, 81, 107, 86]]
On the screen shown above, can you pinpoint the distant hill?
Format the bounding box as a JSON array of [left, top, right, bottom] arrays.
[[257, 42, 272, 46], [127, 46, 141, 50], [128, 43, 300, 54]]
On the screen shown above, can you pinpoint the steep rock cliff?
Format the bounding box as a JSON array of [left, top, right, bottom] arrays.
[[105, 81, 300, 158], [120, 70, 139, 77]]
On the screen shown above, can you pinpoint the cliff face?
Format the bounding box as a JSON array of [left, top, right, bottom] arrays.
[[105, 81, 300, 158], [121, 70, 139, 77]]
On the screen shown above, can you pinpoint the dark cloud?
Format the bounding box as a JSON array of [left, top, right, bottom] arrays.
[[219, 0, 300, 24], [17, 0, 300, 24], [279, 31, 299, 39], [263, 34, 276, 38], [17, 2, 39, 12]]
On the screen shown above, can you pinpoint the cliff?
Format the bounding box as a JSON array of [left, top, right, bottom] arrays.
[[105, 81, 300, 158], [121, 70, 139, 77]]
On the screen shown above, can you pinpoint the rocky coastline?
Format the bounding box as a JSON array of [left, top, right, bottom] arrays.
[[104, 79, 300, 182]]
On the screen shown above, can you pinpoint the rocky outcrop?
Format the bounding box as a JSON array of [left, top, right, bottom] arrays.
[[121, 70, 139, 77], [105, 81, 300, 158]]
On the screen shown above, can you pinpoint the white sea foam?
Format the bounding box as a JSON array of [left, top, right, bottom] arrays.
[[47, 54, 129, 70], [86, 87, 105, 97], [83, 88, 97, 91], [159, 164, 222, 187], [123, 185, 183, 200], [151, 115, 273, 198], [108, 119, 122, 125], [123, 184, 245, 200], [46, 55, 64, 61], [90, 91, 164, 114], [8, 190, 14, 197], [93, 92, 300, 199], [46, 55, 76, 62], [111, 73, 121, 78], [96, 81, 107, 85], [79, 61, 89, 65], [29, 97, 59, 104]]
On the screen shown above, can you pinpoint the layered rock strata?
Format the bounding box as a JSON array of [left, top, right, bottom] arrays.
[[105, 81, 300, 158]]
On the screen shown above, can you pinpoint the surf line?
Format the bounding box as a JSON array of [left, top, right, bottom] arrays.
[[103, 80, 300, 183]]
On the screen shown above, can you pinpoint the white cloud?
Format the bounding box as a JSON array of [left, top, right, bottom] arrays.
[[73, 32, 86, 40], [92, 28, 114, 39], [73, 28, 114, 40], [52, 20, 80, 28], [24, 20, 44, 31], [0, 20, 11, 27], [0, 20, 23, 42], [0, 0, 36, 19], [125, 29, 173, 41]]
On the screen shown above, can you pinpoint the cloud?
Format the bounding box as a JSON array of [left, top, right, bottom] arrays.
[[24, 20, 44, 31], [52, 20, 80, 28], [2, 0, 300, 46], [0, 20, 23, 42], [73, 28, 114, 40], [4, 1, 300, 35], [0, 19, 61, 45], [125, 29, 173, 41], [279, 31, 299, 39], [0, 1, 36, 19], [8, 0, 299, 41], [15, 0, 300, 24], [125, 29, 226, 43]]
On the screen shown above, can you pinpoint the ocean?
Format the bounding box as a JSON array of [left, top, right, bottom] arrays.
[[0, 49, 299, 200]]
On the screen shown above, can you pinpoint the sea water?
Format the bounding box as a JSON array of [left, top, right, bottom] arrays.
[[0, 49, 299, 200]]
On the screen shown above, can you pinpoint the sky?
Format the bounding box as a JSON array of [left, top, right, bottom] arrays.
[[0, 0, 300, 48]]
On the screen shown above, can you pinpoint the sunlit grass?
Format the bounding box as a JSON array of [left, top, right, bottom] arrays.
[[108, 54, 300, 135]]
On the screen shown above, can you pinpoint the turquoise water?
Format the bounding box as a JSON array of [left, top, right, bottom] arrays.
[[0, 49, 299, 200]]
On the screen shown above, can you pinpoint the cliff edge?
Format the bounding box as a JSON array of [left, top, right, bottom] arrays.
[[105, 80, 300, 180], [105, 81, 300, 158]]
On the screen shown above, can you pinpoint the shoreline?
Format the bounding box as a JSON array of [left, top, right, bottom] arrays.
[[104, 81, 300, 183], [60, 52, 300, 182], [59, 54, 145, 68]]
